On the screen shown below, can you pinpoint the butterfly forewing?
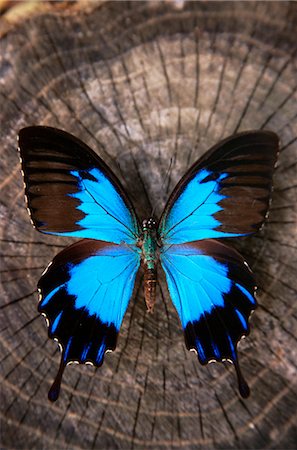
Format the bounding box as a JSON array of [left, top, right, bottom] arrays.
[[19, 126, 140, 243], [158, 131, 279, 243]]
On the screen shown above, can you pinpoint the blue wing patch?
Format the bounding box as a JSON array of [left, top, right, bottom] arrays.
[[160, 239, 256, 398], [38, 239, 140, 401], [52, 167, 137, 243], [159, 169, 243, 243]]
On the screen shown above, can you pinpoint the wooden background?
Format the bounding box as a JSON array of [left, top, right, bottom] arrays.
[[1, 1, 296, 448]]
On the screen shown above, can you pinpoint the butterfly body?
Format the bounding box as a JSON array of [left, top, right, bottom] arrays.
[[19, 126, 279, 401], [139, 217, 159, 312]]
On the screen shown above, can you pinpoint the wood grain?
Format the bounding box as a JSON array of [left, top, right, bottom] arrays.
[[1, 1, 296, 448]]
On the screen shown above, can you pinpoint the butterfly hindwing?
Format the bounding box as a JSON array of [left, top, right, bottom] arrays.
[[19, 126, 139, 244], [158, 131, 279, 244], [38, 239, 140, 400], [160, 239, 256, 397]]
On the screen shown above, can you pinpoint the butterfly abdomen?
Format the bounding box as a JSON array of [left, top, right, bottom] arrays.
[[144, 268, 157, 312]]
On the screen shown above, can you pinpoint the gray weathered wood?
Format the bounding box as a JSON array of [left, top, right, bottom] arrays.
[[1, 1, 296, 448]]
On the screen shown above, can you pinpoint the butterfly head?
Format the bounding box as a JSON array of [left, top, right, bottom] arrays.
[[142, 217, 157, 232]]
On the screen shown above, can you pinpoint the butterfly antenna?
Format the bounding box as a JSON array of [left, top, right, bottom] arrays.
[[150, 157, 173, 218]]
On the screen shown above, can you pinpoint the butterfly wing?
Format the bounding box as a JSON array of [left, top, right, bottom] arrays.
[[158, 131, 278, 397], [160, 240, 256, 398], [19, 126, 139, 243], [19, 126, 142, 400], [38, 239, 140, 401], [158, 131, 279, 244]]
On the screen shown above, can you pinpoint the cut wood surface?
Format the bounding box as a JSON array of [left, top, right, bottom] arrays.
[[0, 1, 296, 449]]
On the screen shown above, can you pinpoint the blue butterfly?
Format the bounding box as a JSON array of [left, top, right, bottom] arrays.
[[19, 127, 278, 401]]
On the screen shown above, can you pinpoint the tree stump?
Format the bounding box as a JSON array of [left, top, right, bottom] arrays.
[[1, 1, 296, 448]]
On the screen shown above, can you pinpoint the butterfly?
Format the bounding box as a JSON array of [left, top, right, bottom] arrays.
[[19, 126, 279, 401]]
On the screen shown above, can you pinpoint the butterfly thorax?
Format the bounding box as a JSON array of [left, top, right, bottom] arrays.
[[140, 218, 158, 312]]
